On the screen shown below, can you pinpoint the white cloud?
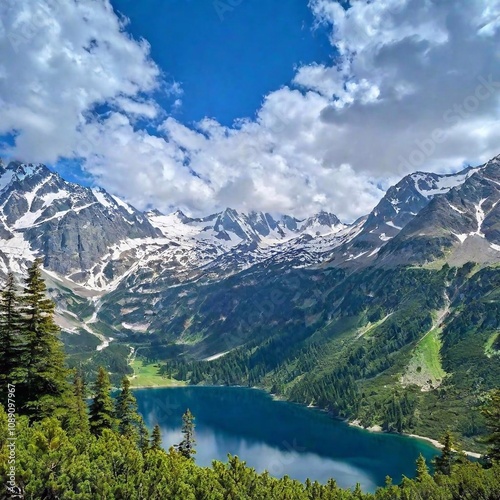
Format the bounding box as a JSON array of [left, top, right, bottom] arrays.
[[113, 97, 159, 119], [1, 0, 500, 222], [305, 0, 500, 177], [0, 0, 160, 161]]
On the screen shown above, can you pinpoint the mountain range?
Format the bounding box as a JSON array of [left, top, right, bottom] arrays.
[[2, 155, 499, 289], [1, 155, 500, 448], [1, 155, 500, 345]]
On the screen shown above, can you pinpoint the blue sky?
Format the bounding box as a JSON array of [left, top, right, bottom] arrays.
[[1, 1, 499, 220], [111, 0, 333, 126]]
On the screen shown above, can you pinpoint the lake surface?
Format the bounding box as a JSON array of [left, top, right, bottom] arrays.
[[135, 386, 439, 492]]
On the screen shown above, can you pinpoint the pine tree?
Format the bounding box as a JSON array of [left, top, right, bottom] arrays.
[[434, 430, 455, 475], [416, 454, 431, 482], [89, 366, 115, 436], [482, 388, 500, 462], [176, 408, 196, 459], [18, 259, 69, 419], [66, 372, 90, 435], [151, 424, 162, 451], [138, 416, 149, 454], [0, 272, 24, 403], [115, 376, 141, 439]]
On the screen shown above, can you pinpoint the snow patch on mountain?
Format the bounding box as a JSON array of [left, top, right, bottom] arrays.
[[91, 188, 114, 209], [412, 168, 481, 199]]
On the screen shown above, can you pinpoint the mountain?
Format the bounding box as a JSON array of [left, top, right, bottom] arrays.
[[149, 207, 345, 245], [0, 159, 352, 292], [1, 155, 500, 451], [2, 157, 487, 296], [326, 164, 485, 266], [0, 161, 159, 284], [378, 155, 500, 266], [0, 159, 356, 347]]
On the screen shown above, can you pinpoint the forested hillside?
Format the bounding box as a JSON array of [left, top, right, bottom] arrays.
[[153, 262, 500, 451], [1, 264, 500, 498]]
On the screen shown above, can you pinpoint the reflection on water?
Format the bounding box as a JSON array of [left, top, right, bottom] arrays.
[[135, 386, 438, 492]]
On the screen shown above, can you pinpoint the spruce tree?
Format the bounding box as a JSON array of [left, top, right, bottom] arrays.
[[415, 454, 431, 482], [0, 272, 24, 403], [151, 424, 162, 451], [482, 388, 500, 462], [115, 376, 141, 439], [176, 408, 196, 459], [66, 372, 90, 435], [19, 259, 69, 419], [138, 416, 150, 454], [434, 430, 455, 475], [89, 366, 115, 436]]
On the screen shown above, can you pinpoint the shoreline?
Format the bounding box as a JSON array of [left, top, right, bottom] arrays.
[[348, 420, 481, 459], [130, 382, 186, 389]]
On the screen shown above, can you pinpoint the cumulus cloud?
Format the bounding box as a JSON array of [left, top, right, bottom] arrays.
[[1, 0, 500, 221], [305, 0, 500, 176], [0, 0, 160, 161]]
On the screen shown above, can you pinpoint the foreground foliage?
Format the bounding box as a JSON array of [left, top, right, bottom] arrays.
[[1, 266, 500, 498], [1, 406, 500, 499]]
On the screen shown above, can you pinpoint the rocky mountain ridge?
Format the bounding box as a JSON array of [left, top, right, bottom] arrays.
[[0, 160, 350, 291], [2, 156, 496, 293], [1, 154, 500, 352]]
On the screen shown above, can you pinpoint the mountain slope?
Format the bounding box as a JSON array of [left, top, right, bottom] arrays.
[[378, 155, 500, 266], [326, 164, 485, 266], [0, 161, 160, 283], [1, 155, 500, 451]]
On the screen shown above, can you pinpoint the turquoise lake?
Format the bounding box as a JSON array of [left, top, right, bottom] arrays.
[[135, 386, 439, 492]]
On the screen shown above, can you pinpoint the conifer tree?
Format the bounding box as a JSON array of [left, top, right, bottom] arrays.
[[176, 408, 196, 459], [151, 424, 162, 451], [0, 272, 24, 403], [19, 259, 69, 419], [89, 366, 115, 436], [434, 430, 455, 475], [138, 416, 150, 454], [66, 372, 90, 435], [482, 388, 500, 462], [415, 454, 431, 482], [115, 376, 141, 439]]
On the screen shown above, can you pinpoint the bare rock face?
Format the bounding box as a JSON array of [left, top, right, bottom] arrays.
[[0, 161, 160, 281], [378, 156, 500, 266], [325, 161, 491, 267]]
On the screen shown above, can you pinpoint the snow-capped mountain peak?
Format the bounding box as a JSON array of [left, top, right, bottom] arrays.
[[410, 167, 481, 199], [3, 155, 500, 296], [299, 211, 344, 236], [0, 161, 159, 281]]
